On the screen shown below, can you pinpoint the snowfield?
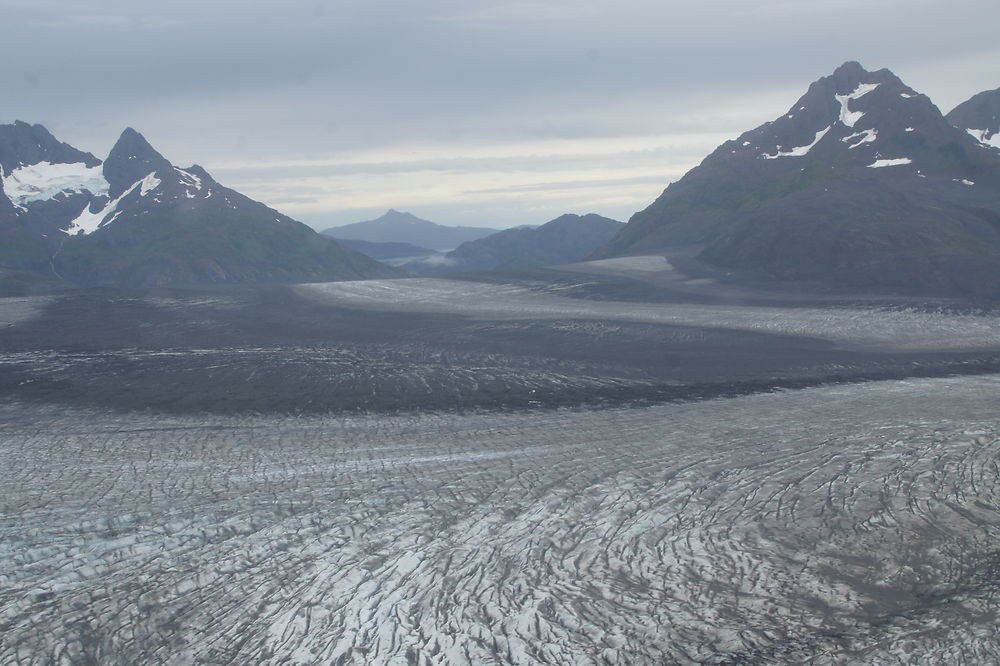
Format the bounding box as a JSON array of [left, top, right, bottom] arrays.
[[1, 161, 108, 208], [2, 375, 999, 664]]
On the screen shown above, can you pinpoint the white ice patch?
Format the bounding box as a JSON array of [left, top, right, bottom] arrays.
[[867, 158, 912, 168], [762, 126, 830, 159], [175, 167, 203, 190], [175, 168, 202, 189], [841, 128, 877, 149], [966, 128, 1000, 150], [835, 83, 879, 128], [139, 173, 161, 196], [2, 161, 109, 209], [63, 172, 154, 235]]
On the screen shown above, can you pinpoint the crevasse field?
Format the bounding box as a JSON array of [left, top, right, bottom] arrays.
[[2, 259, 999, 664]]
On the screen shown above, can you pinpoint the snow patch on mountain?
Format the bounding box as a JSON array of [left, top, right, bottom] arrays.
[[835, 83, 879, 128], [867, 157, 912, 168], [841, 128, 877, 149], [762, 126, 830, 159], [2, 161, 109, 209], [139, 173, 161, 196], [966, 128, 1000, 149], [175, 167, 202, 189], [63, 174, 153, 235]]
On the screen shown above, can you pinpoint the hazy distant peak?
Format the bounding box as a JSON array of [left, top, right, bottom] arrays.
[[322, 210, 498, 249]]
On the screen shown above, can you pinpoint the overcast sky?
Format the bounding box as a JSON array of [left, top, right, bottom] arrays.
[[5, 0, 1000, 230]]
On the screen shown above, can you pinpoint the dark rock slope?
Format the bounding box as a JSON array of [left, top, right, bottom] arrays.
[[0, 123, 399, 290], [593, 62, 1000, 299]]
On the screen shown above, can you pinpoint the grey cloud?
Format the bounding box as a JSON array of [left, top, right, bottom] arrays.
[[464, 174, 670, 195]]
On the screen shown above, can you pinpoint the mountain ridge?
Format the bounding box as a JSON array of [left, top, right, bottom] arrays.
[[591, 61, 1000, 299], [0, 124, 399, 290]]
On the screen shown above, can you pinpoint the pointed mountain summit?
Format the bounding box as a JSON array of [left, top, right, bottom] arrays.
[[947, 87, 1000, 150], [102, 127, 175, 198], [0, 122, 399, 290], [594, 62, 1000, 299]]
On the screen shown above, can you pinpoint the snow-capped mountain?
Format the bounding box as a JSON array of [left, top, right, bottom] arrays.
[[0, 123, 398, 289], [947, 86, 1000, 151], [593, 62, 1000, 299]]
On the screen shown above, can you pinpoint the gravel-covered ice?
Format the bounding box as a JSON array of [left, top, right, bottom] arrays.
[[298, 278, 1000, 352]]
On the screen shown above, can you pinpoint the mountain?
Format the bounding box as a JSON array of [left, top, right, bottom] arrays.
[[0, 123, 398, 289], [947, 87, 1000, 150], [593, 62, 1000, 299], [407, 213, 623, 274], [322, 210, 497, 250], [0, 121, 106, 278]]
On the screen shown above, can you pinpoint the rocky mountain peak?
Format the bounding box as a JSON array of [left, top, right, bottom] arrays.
[[700, 61, 987, 186], [593, 62, 1000, 298], [0, 120, 101, 175], [947, 87, 1000, 150], [103, 127, 174, 198]]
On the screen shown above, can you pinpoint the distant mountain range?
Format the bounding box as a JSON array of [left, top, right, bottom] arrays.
[[593, 62, 1000, 299], [404, 213, 623, 274], [0, 122, 398, 291], [322, 210, 497, 250]]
